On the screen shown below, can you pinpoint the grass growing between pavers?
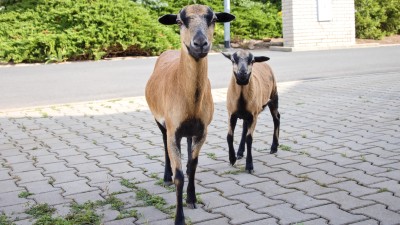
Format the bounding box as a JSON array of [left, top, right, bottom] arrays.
[[0, 213, 15, 225]]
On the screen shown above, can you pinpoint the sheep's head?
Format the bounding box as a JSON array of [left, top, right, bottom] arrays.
[[159, 5, 235, 60], [222, 50, 270, 85]]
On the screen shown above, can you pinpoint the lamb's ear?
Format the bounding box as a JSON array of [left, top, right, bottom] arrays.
[[158, 14, 177, 25], [215, 12, 235, 23], [254, 56, 270, 62], [221, 52, 232, 60]]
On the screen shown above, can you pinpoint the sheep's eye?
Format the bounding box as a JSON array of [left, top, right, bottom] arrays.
[[176, 20, 183, 26], [212, 17, 217, 23]]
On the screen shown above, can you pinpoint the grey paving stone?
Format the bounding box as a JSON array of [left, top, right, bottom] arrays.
[[203, 180, 254, 197], [376, 170, 400, 181], [212, 203, 269, 225], [0, 169, 11, 181], [21, 179, 61, 194], [349, 219, 379, 225], [309, 161, 355, 175], [41, 161, 74, 174], [255, 154, 291, 166], [94, 180, 131, 194], [55, 179, 98, 196], [316, 191, 375, 210], [260, 170, 303, 185], [196, 170, 230, 185], [62, 154, 91, 165], [369, 180, 400, 196], [271, 162, 316, 175], [345, 162, 388, 175], [184, 206, 222, 224], [201, 191, 240, 209], [48, 170, 83, 184], [9, 161, 40, 173], [303, 204, 367, 225], [104, 217, 137, 225], [305, 171, 346, 185], [134, 206, 169, 224], [286, 180, 338, 196], [229, 191, 283, 210], [256, 203, 318, 225], [3, 154, 30, 164], [362, 192, 400, 211], [33, 190, 71, 205], [329, 181, 378, 197], [302, 218, 329, 225], [74, 161, 108, 174], [338, 170, 388, 185], [103, 161, 139, 174], [91, 154, 126, 166], [352, 204, 400, 225], [318, 154, 363, 166], [65, 190, 105, 204], [0, 192, 33, 210], [284, 154, 327, 166], [248, 180, 295, 197], [240, 218, 279, 225], [272, 191, 330, 210], [362, 154, 398, 166], [190, 217, 229, 225]]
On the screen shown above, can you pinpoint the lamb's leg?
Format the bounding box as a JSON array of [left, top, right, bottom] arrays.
[[245, 118, 257, 173], [156, 121, 173, 185], [268, 94, 280, 154], [237, 120, 248, 159], [227, 114, 238, 165], [186, 132, 206, 209]]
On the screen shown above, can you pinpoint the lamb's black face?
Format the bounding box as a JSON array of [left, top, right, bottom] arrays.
[[223, 50, 254, 85], [222, 50, 270, 85]]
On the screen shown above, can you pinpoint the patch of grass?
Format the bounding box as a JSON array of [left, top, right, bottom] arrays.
[[341, 152, 347, 157], [296, 102, 305, 105], [360, 155, 367, 162], [102, 195, 125, 211], [0, 213, 15, 225], [146, 155, 161, 160], [65, 202, 101, 225], [220, 166, 245, 175], [300, 150, 310, 156], [150, 173, 159, 179], [316, 181, 327, 187], [279, 144, 292, 151], [301, 134, 307, 138], [18, 191, 33, 198], [116, 209, 138, 220], [120, 179, 137, 189], [377, 188, 388, 193], [155, 178, 176, 192], [48, 177, 55, 185], [108, 99, 121, 103], [41, 112, 49, 118], [26, 203, 56, 218], [206, 152, 217, 160]]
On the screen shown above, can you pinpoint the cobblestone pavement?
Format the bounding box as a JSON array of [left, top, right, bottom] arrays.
[[1, 72, 399, 225]]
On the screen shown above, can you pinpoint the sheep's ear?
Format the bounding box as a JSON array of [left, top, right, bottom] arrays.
[[215, 12, 235, 23], [159, 14, 177, 25], [254, 56, 270, 62], [221, 52, 232, 60]]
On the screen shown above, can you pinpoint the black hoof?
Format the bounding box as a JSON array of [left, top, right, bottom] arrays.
[[187, 202, 197, 209], [247, 169, 254, 174], [229, 155, 237, 166], [174, 218, 185, 225], [237, 155, 243, 160], [270, 145, 278, 154]]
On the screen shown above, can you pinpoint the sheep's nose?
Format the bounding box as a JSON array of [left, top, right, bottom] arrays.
[[193, 37, 208, 49]]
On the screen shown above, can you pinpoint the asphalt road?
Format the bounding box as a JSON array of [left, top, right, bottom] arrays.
[[0, 45, 399, 109]]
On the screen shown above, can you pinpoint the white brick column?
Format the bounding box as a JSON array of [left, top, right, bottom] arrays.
[[280, 0, 355, 50]]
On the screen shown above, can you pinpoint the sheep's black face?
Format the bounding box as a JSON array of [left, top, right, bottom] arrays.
[[222, 50, 270, 86], [158, 5, 235, 61]]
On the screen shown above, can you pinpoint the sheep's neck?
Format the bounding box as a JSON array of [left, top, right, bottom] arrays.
[[177, 49, 208, 106]]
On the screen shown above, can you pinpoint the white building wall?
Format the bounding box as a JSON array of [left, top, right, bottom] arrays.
[[282, 0, 355, 48]]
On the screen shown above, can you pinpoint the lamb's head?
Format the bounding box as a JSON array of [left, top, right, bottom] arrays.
[[159, 5, 235, 60], [222, 50, 270, 85]]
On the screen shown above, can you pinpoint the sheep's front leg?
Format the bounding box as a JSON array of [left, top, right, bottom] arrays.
[[237, 120, 248, 159], [186, 133, 205, 209], [268, 94, 280, 154], [245, 117, 257, 173], [227, 114, 238, 165], [167, 131, 185, 225], [156, 121, 173, 185]]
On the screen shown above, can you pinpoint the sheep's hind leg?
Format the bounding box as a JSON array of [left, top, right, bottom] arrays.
[[227, 115, 238, 165], [156, 121, 173, 186], [268, 94, 280, 154], [237, 120, 248, 159]]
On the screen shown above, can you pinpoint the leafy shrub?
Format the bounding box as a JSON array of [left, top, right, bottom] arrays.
[[135, 0, 282, 44], [355, 0, 400, 39], [0, 0, 179, 63]]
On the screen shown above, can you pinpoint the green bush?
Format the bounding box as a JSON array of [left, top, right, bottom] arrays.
[[355, 0, 400, 39], [135, 0, 282, 43], [0, 0, 179, 63]]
